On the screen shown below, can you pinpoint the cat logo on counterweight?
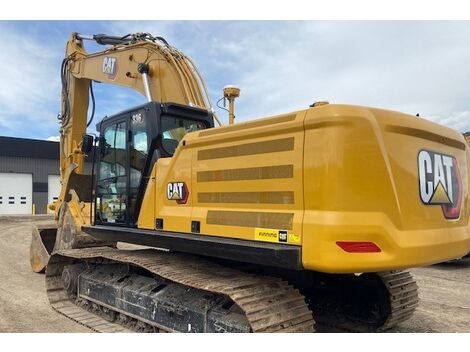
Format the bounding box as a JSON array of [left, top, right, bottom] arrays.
[[418, 150, 462, 219]]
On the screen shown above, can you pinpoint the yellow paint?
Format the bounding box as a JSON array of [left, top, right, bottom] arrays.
[[138, 104, 470, 273], [288, 233, 301, 244], [301, 104, 470, 273], [137, 165, 157, 229]]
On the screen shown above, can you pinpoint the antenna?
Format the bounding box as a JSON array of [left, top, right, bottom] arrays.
[[223, 85, 240, 125]]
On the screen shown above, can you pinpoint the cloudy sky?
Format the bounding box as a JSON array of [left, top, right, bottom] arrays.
[[0, 20, 469, 141]]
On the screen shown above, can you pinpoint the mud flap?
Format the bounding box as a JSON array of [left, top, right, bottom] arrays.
[[30, 224, 57, 273]]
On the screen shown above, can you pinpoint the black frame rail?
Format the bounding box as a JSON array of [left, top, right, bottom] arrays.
[[82, 225, 303, 270]]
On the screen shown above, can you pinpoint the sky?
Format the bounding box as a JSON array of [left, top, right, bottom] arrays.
[[0, 20, 469, 141]]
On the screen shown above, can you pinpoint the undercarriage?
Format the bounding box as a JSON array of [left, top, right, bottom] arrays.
[[44, 246, 418, 333]]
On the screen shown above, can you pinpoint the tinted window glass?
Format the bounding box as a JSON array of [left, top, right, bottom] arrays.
[[99, 122, 127, 180], [129, 110, 150, 223], [96, 121, 127, 224], [161, 116, 206, 144]]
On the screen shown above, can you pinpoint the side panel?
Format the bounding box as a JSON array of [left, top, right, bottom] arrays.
[[137, 165, 157, 229], [140, 112, 306, 245], [191, 112, 306, 244], [151, 149, 194, 232]]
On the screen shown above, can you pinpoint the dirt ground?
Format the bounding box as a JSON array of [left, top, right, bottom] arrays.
[[0, 215, 468, 333]]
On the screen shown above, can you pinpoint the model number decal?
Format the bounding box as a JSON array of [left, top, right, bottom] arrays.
[[131, 113, 143, 123]]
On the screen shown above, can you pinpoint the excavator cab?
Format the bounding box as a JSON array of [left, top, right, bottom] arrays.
[[94, 102, 214, 226]]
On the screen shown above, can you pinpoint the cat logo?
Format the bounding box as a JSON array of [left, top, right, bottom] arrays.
[[102, 57, 117, 79], [418, 150, 462, 219], [167, 182, 189, 204], [278, 230, 288, 242]]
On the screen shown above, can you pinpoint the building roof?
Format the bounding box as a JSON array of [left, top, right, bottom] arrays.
[[0, 136, 60, 160], [0, 136, 95, 162]]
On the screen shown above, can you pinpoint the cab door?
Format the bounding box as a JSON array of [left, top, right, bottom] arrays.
[[95, 118, 129, 225]]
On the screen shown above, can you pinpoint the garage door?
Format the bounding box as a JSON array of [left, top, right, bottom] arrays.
[[0, 173, 33, 215], [48, 175, 61, 206]]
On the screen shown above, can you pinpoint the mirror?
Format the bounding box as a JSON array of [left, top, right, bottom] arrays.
[[98, 135, 110, 157], [81, 134, 94, 154]]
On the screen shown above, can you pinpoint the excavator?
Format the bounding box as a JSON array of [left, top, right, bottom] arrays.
[[29, 32, 470, 333]]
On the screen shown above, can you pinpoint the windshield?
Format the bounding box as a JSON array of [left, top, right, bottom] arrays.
[[161, 116, 207, 143]]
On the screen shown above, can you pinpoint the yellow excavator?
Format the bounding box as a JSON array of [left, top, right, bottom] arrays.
[[30, 32, 470, 333]]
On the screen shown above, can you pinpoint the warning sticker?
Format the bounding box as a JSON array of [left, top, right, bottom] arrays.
[[255, 228, 300, 245], [255, 228, 278, 242]]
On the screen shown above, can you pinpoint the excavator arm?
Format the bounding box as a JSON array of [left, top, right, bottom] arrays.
[[31, 32, 220, 273], [56, 32, 218, 215]]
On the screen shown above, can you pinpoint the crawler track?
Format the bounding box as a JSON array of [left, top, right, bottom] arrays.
[[45, 247, 418, 333], [377, 270, 419, 331], [310, 269, 419, 332], [46, 247, 315, 333]]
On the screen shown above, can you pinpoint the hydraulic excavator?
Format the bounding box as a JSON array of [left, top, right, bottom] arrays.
[[30, 32, 470, 333]]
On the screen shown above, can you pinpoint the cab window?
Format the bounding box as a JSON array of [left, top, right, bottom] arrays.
[[161, 116, 206, 155], [96, 121, 127, 224]]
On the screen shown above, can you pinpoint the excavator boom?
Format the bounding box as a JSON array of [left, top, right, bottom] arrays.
[[57, 32, 218, 206]]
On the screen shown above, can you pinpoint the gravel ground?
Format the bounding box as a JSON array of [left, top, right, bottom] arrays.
[[0, 216, 90, 332], [0, 215, 468, 333]]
